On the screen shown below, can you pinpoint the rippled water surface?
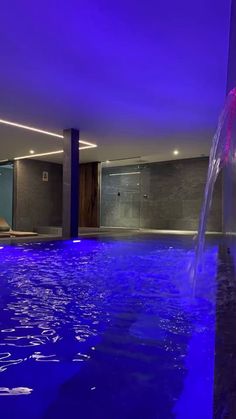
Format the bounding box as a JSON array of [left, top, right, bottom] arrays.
[[0, 237, 217, 419]]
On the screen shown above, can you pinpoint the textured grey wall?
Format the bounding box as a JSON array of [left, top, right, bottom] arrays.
[[101, 158, 222, 231], [0, 165, 13, 226], [223, 163, 236, 234], [101, 165, 141, 228], [223, 0, 236, 234], [14, 160, 62, 231]]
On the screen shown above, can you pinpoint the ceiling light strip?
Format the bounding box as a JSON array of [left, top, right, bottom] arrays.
[[14, 150, 64, 160], [79, 139, 97, 147], [109, 172, 141, 176], [0, 119, 63, 138], [14, 144, 97, 160], [0, 118, 97, 148], [79, 144, 97, 150], [0, 118, 98, 160]]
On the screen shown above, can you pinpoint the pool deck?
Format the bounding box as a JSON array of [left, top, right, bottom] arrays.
[[0, 227, 223, 244]]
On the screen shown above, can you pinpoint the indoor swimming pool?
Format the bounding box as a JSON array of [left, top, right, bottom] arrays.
[[0, 236, 221, 418]]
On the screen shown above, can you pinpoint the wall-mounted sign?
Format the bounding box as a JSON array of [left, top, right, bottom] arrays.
[[42, 171, 49, 182]]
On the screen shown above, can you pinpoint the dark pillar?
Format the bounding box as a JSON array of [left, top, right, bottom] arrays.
[[62, 129, 79, 238]]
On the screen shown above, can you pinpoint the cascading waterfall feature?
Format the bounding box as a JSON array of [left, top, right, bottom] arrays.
[[193, 87, 236, 282]]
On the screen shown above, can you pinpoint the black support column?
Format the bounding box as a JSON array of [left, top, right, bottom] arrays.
[[62, 129, 79, 238]]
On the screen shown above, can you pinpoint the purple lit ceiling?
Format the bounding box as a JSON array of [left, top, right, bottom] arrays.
[[0, 0, 232, 163]]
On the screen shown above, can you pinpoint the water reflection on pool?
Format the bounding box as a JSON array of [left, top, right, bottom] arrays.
[[0, 237, 217, 418]]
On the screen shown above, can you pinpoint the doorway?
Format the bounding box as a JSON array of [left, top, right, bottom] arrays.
[[101, 164, 141, 228], [0, 163, 14, 227]]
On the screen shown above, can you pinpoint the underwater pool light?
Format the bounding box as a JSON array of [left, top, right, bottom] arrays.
[[0, 247, 4, 250], [73, 240, 81, 243]]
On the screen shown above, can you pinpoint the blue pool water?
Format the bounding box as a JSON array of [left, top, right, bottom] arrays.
[[0, 237, 217, 418]]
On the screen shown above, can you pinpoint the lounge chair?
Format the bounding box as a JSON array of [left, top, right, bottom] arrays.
[[0, 217, 38, 237], [10, 230, 38, 237], [0, 217, 11, 238], [0, 232, 11, 238]]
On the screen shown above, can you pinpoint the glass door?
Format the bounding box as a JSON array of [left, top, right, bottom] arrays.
[[0, 163, 14, 227], [101, 164, 141, 228]]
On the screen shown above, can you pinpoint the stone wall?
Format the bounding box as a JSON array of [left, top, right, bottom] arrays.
[[13, 160, 101, 231], [223, 0, 236, 234], [101, 157, 222, 231], [13, 160, 62, 231]]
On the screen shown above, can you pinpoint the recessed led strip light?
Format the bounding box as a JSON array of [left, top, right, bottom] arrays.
[[14, 145, 97, 160], [0, 118, 64, 138], [0, 118, 97, 160], [14, 150, 64, 160], [109, 172, 141, 176]]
